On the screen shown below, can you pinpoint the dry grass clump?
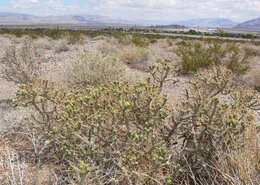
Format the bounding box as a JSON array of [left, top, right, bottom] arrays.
[[0, 143, 33, 185], [117, 45, 151, 71], [64, 50, 126, 87], [0, 39, 43, 84], [55, 40, 70, 53], [117, 33, 133, 45], [215, 125, 260, 184], [97, 40, 119, 56], [97, 38, 152, 72], [0, 135, 64, 185], [244, 69, 260, 92], [243, 45, 260, 57], [33, 38, 52, 50], [65, 31, 85, 45]]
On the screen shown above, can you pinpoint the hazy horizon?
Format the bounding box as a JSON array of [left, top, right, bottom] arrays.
[[1, 0, 260, 25]]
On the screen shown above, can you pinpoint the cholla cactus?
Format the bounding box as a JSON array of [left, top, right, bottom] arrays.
[[13, 63, 260, 184], [14, 63, 176, 184], [166, 66, 260, 182]]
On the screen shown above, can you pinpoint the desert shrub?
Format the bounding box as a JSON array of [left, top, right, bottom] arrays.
[[225, 43, 250, 74], [245, 69, 260, 92], [12, 63, 260, 184], [176, 40, 250, 74], [65, 50, 125, 87], [0, 39, 43, 83], [175, 39, 187, 46], [33, 38, 52, 50], [252, 71, 260, 92], [45, 27, 64, 40], [244, 46, 260, 57], [165, 66, 260, 184], [66, 31, 84, 45], [117, 33, 133, 45], [26, 32, 38, 39], [55, 40, 70, 53], [13, 64, 175, 184], [1, 29, 24, 37], [118, 45, 150, 71], [176, 41, 216, 72], [149, 39, 157, 44], [97, 39, 119, 56], [167, 39, 173, 47], [131, 35, 149, 47]]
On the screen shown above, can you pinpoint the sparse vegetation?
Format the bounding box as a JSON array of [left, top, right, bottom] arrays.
[[225, 43, 250, 74], [167, 66, 259, 184], [65, 50, 126, 87], [118, 45, 150, 71], [0, 39, 43, 83], [55, 40, 70, 53], [131, 35, 149, 47], [8, 64, 259, 185], [0, 29, 259, 185], [66, 31, 84, 45], [175, 39, 251, 74]]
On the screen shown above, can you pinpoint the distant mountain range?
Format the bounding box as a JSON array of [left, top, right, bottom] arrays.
[[162, 17, 260, 31], [0, 12, 133, 25], [234, 17, 260, 31], [1, 12, 260, 31], [174, 18, 238, 28]]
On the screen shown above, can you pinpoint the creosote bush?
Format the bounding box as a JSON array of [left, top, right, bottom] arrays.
[[131, 35, 149, 47], [0, 39, 43, 84], [66, 31, 84, 45], [12, 62, 260, 184], [176, 39, 251, 74], [225, 43, 250, 74]]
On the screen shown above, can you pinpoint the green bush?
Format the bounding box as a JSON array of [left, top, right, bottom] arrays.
[[225, 43, 250, 74], [176, 41, 215, 72], [167, 39, 173, 46], [2, 29, 24, 37], [45, 27, 64, 40], [66, 31, 84, 45], [175, 40, 250, 74], [149, 39, 157, 44], [132, 35, 149, 47]]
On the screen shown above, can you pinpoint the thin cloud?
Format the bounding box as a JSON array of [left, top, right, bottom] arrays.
[[5, 0, 260, 23]]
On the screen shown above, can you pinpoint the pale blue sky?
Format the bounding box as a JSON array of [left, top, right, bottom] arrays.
[[1, 0, 260, 24]]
